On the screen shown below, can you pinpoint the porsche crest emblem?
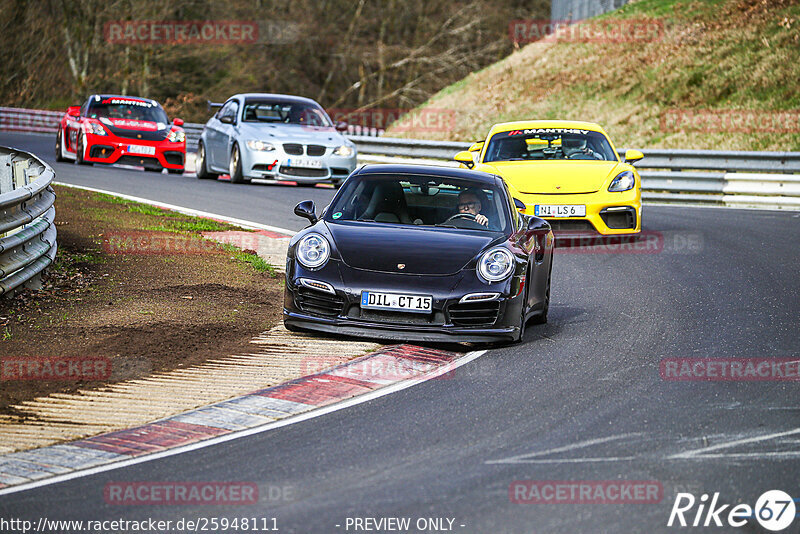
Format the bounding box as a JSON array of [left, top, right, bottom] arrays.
[[397, 264, 405, 270], [137, 134, 142, 138]]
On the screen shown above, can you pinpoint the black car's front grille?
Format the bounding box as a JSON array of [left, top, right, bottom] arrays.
[[448, 301, 501, 327], [547, 220, 596, 232], [106, 126, 168, 141], [89, 145, 115, 158], [295, 288, 344, 317], [279, 166, 327, 178], [306, 144, 326, 156], [283, 143, 303, 155], [358, 309, 439, 325], [117, 155, 161, 169], [163, 151, 184, 166]]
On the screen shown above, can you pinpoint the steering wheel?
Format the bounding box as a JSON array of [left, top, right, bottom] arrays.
[[444, 213, 478, 223]]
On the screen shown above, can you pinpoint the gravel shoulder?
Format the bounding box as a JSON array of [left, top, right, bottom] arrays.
[[0, 185, 284, 416]]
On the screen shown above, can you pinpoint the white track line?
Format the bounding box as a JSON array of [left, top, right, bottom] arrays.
[[0, 349, 487, 497], [53, 182, 296, 235], [669, 427, 800, 459], [485, 433, 643, 464]]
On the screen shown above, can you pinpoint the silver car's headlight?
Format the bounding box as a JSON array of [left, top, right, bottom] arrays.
[[478, 247, 514, 283], [296, 233, 330, 269], [608, 170, 635, 192], [167, 129, 185, 143], [246, 140, 276, 151], [333, 145, 354, 157]]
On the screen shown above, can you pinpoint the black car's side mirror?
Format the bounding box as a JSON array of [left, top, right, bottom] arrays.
[[527, 216, 550, 232], [294, 200, 318, 224]]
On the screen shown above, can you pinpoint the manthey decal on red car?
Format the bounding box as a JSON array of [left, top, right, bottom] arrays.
[[55, 94, 186, 173]]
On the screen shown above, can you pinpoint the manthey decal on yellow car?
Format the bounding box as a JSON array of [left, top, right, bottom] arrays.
[[454, 121, 643, 236]]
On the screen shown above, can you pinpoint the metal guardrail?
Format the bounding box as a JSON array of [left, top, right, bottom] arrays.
[[2, 106, 799, 210], [0, 146, 58, 297], [344, 136, 800, 210]]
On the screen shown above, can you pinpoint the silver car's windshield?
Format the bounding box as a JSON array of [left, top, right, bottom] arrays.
[[242, 100, 331, 127]]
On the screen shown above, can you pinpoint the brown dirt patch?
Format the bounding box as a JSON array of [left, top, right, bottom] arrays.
[[0, 186, 283, 416]]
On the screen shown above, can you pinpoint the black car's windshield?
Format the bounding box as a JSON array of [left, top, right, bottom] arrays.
[[485, 128, 617, 162], [326, 174, 510, 233], [87, 97, 168, 123], [242, 100, 331, 126]]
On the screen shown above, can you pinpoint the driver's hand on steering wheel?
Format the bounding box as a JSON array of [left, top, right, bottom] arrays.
[[475, 214, 488, 226]]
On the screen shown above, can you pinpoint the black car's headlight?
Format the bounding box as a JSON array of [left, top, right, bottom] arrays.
[[608, 170, 635, 192], [246, 139, 276, 151], [296, 233, 330, 269], [333, 145, 354, 157], [86, 122, 107, 136], [478, 247, 514, 283], [167, 129, 185, 143]]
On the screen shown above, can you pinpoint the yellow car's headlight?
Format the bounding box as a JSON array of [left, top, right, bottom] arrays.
[[609, 171, 635, 192]]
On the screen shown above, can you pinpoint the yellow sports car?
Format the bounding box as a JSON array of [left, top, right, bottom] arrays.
[[455, 120, 643, 235]]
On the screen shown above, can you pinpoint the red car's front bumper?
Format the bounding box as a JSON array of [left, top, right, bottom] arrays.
[[82, 132, 185, 170]]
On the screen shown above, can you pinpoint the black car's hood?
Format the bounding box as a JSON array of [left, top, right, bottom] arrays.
[[327, 221, 499, 275]]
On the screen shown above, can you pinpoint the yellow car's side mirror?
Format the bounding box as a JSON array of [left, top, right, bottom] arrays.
[[624, 149, 644, 164], [454, 150, 475, 169], [468, 141, 484, 152]]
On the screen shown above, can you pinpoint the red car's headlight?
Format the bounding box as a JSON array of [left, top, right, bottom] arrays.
[[167, 129, 185, 143], [86, 122, 107, 136]]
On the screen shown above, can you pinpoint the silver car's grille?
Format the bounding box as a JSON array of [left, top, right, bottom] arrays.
[[307, 145, 326, 156], [283, 143, 303, 155], [279, 166, 327, 178]]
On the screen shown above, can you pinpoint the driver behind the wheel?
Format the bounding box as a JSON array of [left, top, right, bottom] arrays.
[[457, 189, 489, 227]]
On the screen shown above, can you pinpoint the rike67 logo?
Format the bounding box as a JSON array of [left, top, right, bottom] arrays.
[[668, 490, 796, 531]]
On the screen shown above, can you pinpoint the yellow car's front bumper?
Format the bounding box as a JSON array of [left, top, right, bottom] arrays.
[[517, 188, 642, 235]]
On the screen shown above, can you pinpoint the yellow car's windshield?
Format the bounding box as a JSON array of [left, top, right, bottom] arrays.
[[485, 128, 617, 162]]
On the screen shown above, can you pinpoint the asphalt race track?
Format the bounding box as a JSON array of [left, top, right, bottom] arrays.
[[1, 132, 799, 532]]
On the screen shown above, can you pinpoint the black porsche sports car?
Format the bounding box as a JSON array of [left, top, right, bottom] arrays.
[[283, 164, 554, 344]]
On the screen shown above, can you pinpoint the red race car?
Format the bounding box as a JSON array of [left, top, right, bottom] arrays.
[[55, 94, 186, 174]]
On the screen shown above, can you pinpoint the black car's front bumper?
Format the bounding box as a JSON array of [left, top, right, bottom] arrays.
[[283, 260, 525, 343], [284, 309, 518, 343]]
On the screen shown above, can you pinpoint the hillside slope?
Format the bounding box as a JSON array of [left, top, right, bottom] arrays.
[[388, 0, 799, 151]]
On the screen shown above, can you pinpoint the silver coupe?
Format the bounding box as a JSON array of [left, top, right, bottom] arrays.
[[196, 93, 357, 186]]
